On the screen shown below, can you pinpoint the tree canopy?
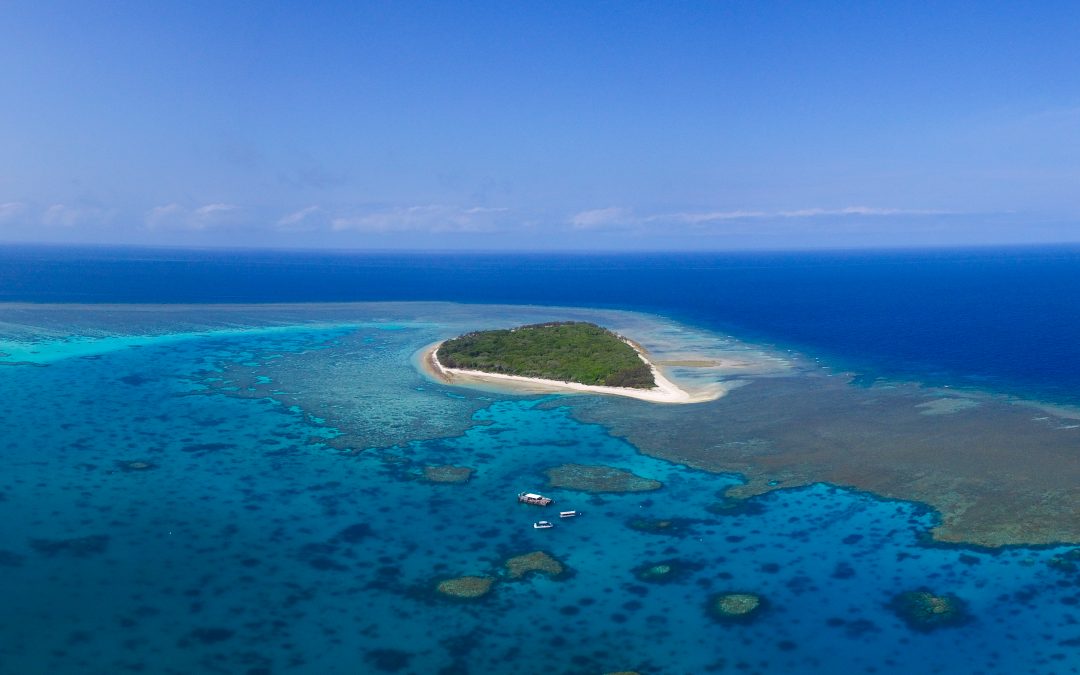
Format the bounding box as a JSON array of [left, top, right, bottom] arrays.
[[438, 322, 655, 389]]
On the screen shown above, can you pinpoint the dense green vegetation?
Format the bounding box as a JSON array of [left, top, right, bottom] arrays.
[[437, 322, 656, 389]]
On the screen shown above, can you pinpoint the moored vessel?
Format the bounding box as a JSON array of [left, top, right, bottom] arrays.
[[518, 492, 553, 506]]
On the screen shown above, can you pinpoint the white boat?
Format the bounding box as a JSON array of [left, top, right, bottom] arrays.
[[518, 492, 553, 506], [533, 521, 554, 529], [559, 510, 579, 518]]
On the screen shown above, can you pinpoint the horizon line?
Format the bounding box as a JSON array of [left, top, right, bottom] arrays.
[[5, 239, 1080, 257]]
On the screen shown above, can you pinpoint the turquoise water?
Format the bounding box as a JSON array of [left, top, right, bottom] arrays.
[[1, 306, 1078, 674], [7, 245, 1080, 406]]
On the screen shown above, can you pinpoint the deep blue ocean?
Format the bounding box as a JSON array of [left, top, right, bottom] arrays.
[[3, 244, 1080, 402]]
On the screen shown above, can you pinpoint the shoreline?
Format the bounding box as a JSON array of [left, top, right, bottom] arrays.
[[420, 340, 722, 404]]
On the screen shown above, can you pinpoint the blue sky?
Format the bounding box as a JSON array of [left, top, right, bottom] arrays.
[[2, 1, 1079, 250]]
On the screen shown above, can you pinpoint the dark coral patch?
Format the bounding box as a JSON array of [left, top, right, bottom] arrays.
[[0, 550, 26, 567], [626, 517, 699, 537], [1047, 549, 1080, 575], [366, 648, 413, 672], [888, 589, 970, 632], [545, 463, 662, 493], [29, 535, 109, 557], [185, 627, 235, 644], [831, 562, 856, 579], [422, 465, 475, 483], [116, 460, 157, 472], [631, 559, 701, 584], [705, 497, 766, 517], [298, 542, 347, 571], [335, 523, 374, 543]]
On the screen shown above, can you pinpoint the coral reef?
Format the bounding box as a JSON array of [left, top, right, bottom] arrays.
[[631, 559, 699, 584], [436, 576, 494, 599], [888, 590, 969, 631], [545, 463, 661, 493], [707, 592, 765, 622], [504, 550, 567, 580], [704, 496, 765, 517], [1047, 548, 1080, 575], [117, 460, 156, 472], [626, 517, 697, 536], [422, 465, 474, 484]]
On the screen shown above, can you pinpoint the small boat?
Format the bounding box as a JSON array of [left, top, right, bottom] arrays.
[[518, 492, 554, 506], [533, 521, 554, 529], [559, 510, 580, 518]]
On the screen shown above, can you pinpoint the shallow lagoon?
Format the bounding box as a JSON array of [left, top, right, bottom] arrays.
[[0, 303, 1077, 674]]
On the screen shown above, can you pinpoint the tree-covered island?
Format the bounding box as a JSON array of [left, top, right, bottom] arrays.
[[437, 322, 656, 389]]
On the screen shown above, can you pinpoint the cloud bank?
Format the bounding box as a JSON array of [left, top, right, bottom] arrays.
[[570, 207, 633, 229], [329, 205, 510, 234], [0, 195, 1013, 250], [146, 203, 242, 231], [569, 205, 956, 230]]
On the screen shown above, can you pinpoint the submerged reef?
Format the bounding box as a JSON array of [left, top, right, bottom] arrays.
[[29, 535, 110, 557], [503, 550, 568, 580], [92, 301, 1080, 547], [0, 550, 26, 567], [193, 327, 487, 453], [184, 627, 235, 645], [631, 559, 700, 584], [422, 465, 474, 484], [888, 590, 970, 631], [707, 592, 766, 622], [566, 372, 1080, 546], [626, 517, 698, 537], [436, 576, 495, 599], [1047, 548, 1080, 575], [545, 463, 662, 493], [705, 494, 767, 517], [116, 460, 156, 472], [365, 649, 413, 672]]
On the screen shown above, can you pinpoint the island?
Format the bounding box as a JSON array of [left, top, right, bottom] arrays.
[[423, 322, 716, 404]]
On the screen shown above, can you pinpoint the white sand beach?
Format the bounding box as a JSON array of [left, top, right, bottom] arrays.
[[420, 340, 723, 404]]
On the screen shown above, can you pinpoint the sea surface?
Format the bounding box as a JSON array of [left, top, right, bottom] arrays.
[[1, 246, 1079, 674], [5, 244, 1080, 402]]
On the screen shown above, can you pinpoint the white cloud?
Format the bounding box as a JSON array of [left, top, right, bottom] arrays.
[[194, 203, 238, 218], [0, 201, 27, 223], [276, 205, 324, 232], [584, 205, 956, 229], [330, 205, 509, 233], [675, 206, 953, 222], [42, 203, 112, 228], [146, 203, 184, 228], [654, 210, 769, 224], [776, 206, 951, 218], [569, 207, 632, 229], [146, 203, 241, 231]]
